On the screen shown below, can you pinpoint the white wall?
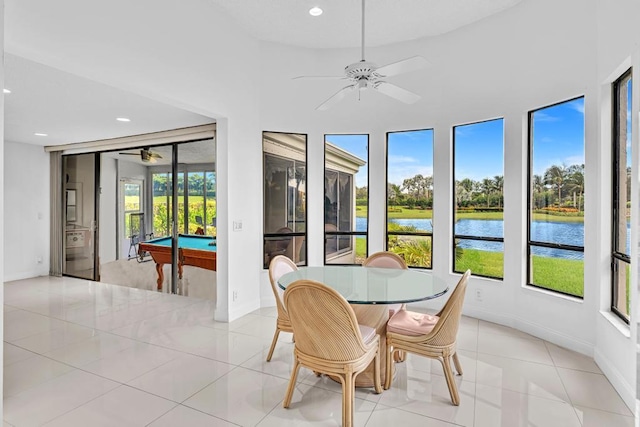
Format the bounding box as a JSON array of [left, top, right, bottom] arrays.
[[3, 141, 50, 281], [594, 0, 640, 412], [1, 0, 5, 413], [98, 156, 117, 264]]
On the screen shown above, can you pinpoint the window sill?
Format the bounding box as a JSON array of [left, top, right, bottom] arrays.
[[523, 284, 584, 303], [599, 311, 631, 338]]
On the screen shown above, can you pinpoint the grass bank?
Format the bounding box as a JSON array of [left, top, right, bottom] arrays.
[[356, 206, 584, 223], [456, 248, 584, 297]]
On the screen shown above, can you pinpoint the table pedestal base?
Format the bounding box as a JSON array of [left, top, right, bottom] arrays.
[[351, 305, 394, 388]]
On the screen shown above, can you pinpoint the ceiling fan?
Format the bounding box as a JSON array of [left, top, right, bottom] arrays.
[[119, 148, 163, 163], [294, 0, 428, 111]]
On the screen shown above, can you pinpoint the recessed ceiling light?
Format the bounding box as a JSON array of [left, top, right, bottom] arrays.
[[309, 6, 323, 16], [3, 88, 11, 94], [34, 133, 48, 137], [116, 117, 131, 122]]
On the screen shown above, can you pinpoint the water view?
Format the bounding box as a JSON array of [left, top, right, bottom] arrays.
[[355, 217, 630, 261]]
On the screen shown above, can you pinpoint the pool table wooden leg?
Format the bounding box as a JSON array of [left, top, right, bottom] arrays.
[[156, 263, 164, 291]]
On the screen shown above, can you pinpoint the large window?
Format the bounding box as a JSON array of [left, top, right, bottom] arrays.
[[453, 119, 504, 279], [612, 69, 632, 323], [263, 132, 307, 268], [528, 97, 585, 297], [325, 134, 368, 265], [386, 129, 433, 268]]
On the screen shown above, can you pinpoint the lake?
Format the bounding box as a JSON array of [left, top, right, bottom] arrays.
[[354, 217, 629, 260]]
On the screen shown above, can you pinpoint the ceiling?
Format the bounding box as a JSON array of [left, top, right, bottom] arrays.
[[3, 54, 214, 147], [209, 0, 524, 49], [2, 1, 522, 149]]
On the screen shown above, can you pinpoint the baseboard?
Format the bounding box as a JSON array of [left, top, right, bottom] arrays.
[[464, 305, 593, 356], [3, 271, 47, 283], [594, 347, 636, 412], [228, 298, 261, 322]]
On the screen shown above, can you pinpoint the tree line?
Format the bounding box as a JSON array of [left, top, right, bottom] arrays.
[[369, 164, 586, 211]]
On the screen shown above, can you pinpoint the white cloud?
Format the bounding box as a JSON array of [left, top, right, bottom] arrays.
[[388, 155, 418, 164], [388, 165, 434, 186], [567, 99, 585, 114], [534, 111, 560, 122], [563, 155, 584, 166]]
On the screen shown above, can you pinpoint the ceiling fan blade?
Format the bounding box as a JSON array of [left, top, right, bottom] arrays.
[[316, 85, 356, 111], [293, 75, 345, 81], [119, 152, 138, 156], [376, 56, 428, 77], [373, 81, 421, 104]]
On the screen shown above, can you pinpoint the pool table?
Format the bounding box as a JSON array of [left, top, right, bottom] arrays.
[[138, 234, 217, 290]]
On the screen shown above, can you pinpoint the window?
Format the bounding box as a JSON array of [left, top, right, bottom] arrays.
[[325, 134, 368, 264], [453, 119, 504, 279], [386, 129, 433, 268], [152, 171, 174, 237], [263, 132, 307, 268], [152, 167, 216, 238], [528, 97, 585, 297], [612, 69, 632, 323]]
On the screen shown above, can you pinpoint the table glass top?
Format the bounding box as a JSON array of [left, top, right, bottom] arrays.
[[278, 266, 449, 304]]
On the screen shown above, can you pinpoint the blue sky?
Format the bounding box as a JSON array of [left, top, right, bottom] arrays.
[[531, 97, 585, 176], [326, 96, 592, 186]]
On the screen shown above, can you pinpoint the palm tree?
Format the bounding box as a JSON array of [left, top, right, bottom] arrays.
[[544, 164, 568, 206], [481, 178, 495, 207], [565, 164, 584, 211], [493, 175, 504, 208]]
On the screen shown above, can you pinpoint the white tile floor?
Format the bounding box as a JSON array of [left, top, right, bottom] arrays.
[[2, 275, 635, 426]]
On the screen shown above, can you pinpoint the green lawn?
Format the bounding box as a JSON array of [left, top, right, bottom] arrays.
[[357, 206, 584, 223], [456, 248, 584, 297]]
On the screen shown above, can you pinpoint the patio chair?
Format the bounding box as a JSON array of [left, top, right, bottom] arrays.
[[363, 251, 408, 361], [385, 270, 470, 405], [283, 279, 382, 427], [266, 255, 297, 361]]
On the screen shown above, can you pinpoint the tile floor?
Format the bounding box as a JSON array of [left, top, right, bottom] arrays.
[[2, 275, 635, 426]]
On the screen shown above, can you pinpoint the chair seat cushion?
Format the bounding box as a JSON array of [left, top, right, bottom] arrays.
[[358, 324, 377, 344], [387, 303, 403, 318], [387, 310, 439, 336]]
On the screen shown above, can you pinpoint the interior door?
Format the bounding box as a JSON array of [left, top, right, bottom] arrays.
[[62, 153, 100, 280]]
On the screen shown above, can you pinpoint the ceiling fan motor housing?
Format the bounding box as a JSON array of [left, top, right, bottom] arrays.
[[345, 61, 378, 81]]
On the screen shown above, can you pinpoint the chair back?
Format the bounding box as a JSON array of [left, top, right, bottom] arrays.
[[268, 255, 298, 320], [426, 270, 470, 346], [284, 279, 370, 361], [363, 251, 408, 269]]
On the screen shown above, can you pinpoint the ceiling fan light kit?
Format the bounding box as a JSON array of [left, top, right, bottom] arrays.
[[119, 148, 163, 163], [295, 0, 427, 110]]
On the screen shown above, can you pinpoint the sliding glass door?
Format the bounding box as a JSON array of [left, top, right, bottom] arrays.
[[62, 153, 100, 280]]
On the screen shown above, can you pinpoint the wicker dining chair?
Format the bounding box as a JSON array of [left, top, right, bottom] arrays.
[[363, 251, 408, 362], [283, 279, 382, 427], [385, 270, 470, 406], [266, 255, 298, 362], [363, 251, 408, 316]]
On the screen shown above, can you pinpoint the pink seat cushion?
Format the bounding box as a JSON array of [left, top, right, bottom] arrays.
[[358, 324, 377, 344], [387, 303, 403, 318], [387, 310, 439, 336]]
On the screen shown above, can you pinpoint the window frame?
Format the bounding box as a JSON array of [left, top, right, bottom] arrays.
[[611, 68, 632, 324], [262, 131, 308, 269], [323, 133, 369, 266], [526, 95, 586, 297], [452, 118, 505, 280], [385, 128, 434, 270]]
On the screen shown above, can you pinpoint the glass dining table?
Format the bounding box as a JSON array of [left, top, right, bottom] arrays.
[[278, 265, 449, 388]]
